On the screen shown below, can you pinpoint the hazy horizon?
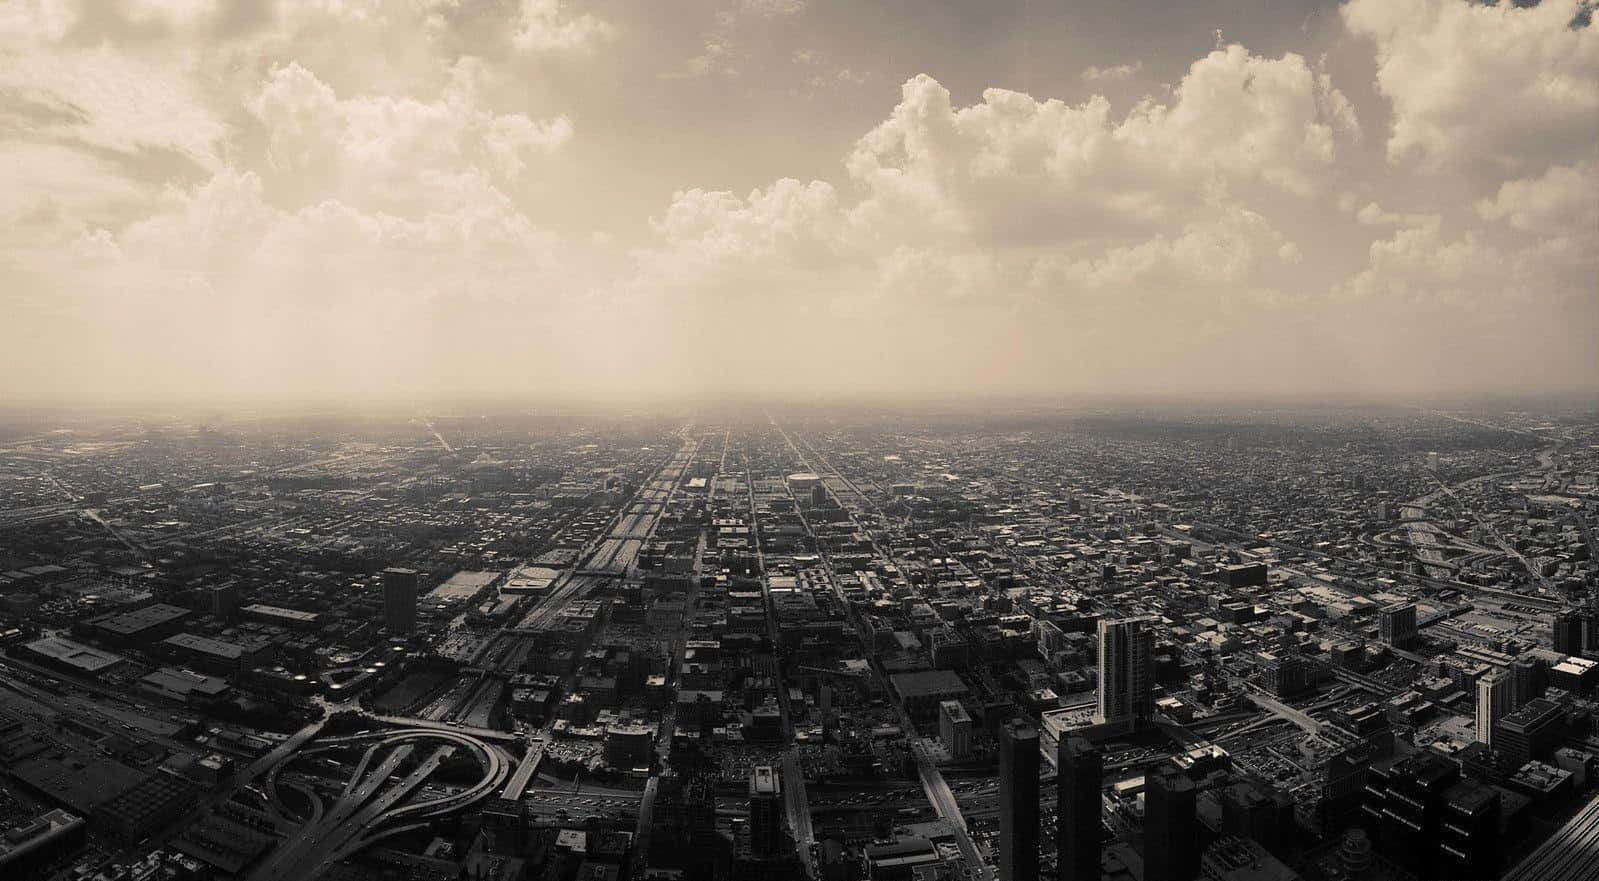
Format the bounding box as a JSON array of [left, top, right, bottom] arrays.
[[4, 0, 1597, 403]]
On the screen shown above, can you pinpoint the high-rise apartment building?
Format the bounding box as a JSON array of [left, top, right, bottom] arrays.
[[1096, 617, 1154, 728], [1475, 670, 1515, 747]]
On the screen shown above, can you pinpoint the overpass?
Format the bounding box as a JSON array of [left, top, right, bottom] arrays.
[[247, 728, 508, 881]]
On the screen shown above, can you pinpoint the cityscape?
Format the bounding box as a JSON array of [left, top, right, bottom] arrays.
[[0, 403, 1595, 881], [3, 0, 1598, 880]]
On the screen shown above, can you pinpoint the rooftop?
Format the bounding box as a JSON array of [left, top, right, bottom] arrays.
[[23, 636, 124, 673], [888, 669, 969, 700], [241, 603, 320, 622], [88, 603, 190, 636]]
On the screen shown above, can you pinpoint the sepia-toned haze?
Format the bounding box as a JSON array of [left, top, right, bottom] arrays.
[[2, 0, 1596, 404]]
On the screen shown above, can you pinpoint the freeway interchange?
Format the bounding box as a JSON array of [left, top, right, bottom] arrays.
[[246, 727, 509, 881]]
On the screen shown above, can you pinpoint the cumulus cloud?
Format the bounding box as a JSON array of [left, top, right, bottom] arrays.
[[1476, 161, 1599, 236], [838, 44, 1356, 256], [513, 0, 615, 54], [0, 0, 1594, 402], [1343, 0, 1599, 174], [248, 60, 571, 211]]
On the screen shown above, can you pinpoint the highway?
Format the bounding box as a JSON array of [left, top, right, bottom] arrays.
[[501, 739, 546, 799], [291, 744, 456, 880], [247, 727, 508, 881], [251, 743, 416, 881], [528, 436, 699, 624], [1242, 687, 1323, 735]]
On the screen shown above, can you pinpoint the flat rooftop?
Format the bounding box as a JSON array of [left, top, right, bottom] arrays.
[[750, 765, 780, 795], [142, 668, 230, 698], [888, 669, 969, 700], [89, 603, 189, 636], [241, 603, 320, 622], [939, 699, 971, 723], [23, 636, 124, 673], [430, 570, 500, 600], [162, 632, 245, 659]]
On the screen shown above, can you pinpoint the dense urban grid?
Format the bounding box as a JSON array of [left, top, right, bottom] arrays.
[[0, 403, 1596, 881]]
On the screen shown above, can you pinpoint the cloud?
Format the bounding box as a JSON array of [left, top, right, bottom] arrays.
[[1081, 61, 1142, 81], [0, 0, 76, 43], [1342, 0, 1599, 174], [248, 60, 571, 213], [1476, 160, 1599, 237], [1353, 201, 1434, 228], [668, 0, 809, 79], [0, 45, 227, 170], [0, 0, 1593, 402], [512, 0, 615, 54], [842, 46, 1356, 251]]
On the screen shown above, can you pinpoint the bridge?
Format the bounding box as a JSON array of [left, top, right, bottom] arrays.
[[246, 727, 508, 881]]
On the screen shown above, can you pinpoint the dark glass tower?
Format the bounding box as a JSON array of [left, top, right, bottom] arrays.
[[1144, 764, 1199, 881], [999, 718, 1040, 881], [1057, 735, 1103, 881]]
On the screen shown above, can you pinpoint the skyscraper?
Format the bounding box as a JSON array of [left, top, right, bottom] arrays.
[[1361, 752, 1500, 880], [999, 718, 1040, 881], [1493, 698, 1564, 768], [1057, 735, 1103, 881], [1439, 780, 1501, 880], [939, 699, 972, 759], [1379, 602, 1418, 650], [1553, 610, 1584, 655], [748, 765, 785, 857], [1096, 617, 1154, 728], [1475, 670, 1514, 747], [1144, 764, 1199, 881], [382, 567, 419, 635], [208, 583, 239, 621]]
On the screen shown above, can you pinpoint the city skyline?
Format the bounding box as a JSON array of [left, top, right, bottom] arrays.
[[1, 4, 1597, 877], [3, 0, 1596, 403]]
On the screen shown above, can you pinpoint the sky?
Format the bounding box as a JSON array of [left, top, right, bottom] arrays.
[[1, 0, 1595, 405]]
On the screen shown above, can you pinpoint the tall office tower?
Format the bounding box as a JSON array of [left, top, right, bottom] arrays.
[[208, 583, 240, 621], [748, 765, 785, 857], [1512, 657, 1544, 704], [1096, 617, 1154, 727], [1492, 698, 1565, 768], [999, 719, 1040, 881], [1144, 764, 1199, 881], [1379, 602, 1418, 649], [1438, 780, 1501, 881], [382, 567, 419, 635], [1361, 752, 1500, 880], [1475, 670, 1515, 746], [1057, 735, 1103, 881], [1553, 610, 1584, 654]]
